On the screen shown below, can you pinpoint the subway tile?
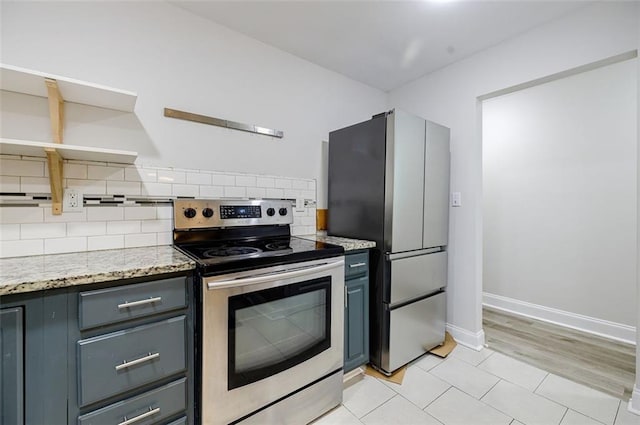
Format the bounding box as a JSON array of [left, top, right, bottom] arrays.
[[308, 180, 317, 191], [265, 188, 284, 199], [21, 223, 66, 239], [186, 172, 212, 185], [45, 209, 87, 223], [0, 224, 20, 240], [87, 206, 124, 221], [64, 163, 88, 179], [88, 165, 125, 181], [125, 233, 157, 248], [0, 176, 20, 192], [0, 207, 44, 224], [172, 184, 199, 197], [275, 178, 292, 189], [283, 189, 301, 199], [44, 237, 87, 254], [124, 206, 157, 220], [224, 186, 246, 198], [256, 177, 275, 188], [141, 219, 172, 233], [246, 187, 266, 199], [106, 181, 141, 195], [212, 174, 236, 186], [200, 185, 224, 198], [301, 190, 316, 200], [21, 177, 51, 193], [125, 167, 158, 182], [67, 221, 106, 237], [157, 169, 186, 184], [107, 220, 141, 235], [157, 231, 172, 245], [301, 216, 316, 226], [0, 239, 44, 257], [88, 234, 124, 251], [142, 182, 172, 197], [235, 175, 257, 187], [156, 205, 173, 220], [0, 159, 44, 176], [292, 180, 308, 190], [68, 179, 107, 195]]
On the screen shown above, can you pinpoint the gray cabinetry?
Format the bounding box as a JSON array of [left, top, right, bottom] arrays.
[[1, 307, 23, 425], [344, 251, 370, 373], [71, 273, 192, 425]]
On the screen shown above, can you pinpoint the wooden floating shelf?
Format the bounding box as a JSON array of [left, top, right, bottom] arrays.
[[0, 138, 138, 164], [0, 63, 137, 112], [1, 64, 139, 214]]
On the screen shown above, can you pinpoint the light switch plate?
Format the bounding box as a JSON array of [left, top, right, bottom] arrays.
[[451, 192, 462, 207]]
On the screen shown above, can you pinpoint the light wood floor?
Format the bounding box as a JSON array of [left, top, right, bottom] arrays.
[[483, 307, 636, 400]]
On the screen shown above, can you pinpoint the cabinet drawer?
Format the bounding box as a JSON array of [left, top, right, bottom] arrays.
[[79, 277, 187, 330], [78, 378, 186, 425], [78, 316, 186, 406], [345, 252, 368, 278]]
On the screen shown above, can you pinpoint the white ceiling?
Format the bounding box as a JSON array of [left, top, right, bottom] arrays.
[[172, 1, 592, 92]]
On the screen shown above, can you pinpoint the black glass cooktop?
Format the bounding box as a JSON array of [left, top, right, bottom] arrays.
[[176, 236, 344, 275]]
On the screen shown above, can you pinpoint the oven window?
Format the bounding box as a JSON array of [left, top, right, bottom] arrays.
[[228, 276, 331, 390]]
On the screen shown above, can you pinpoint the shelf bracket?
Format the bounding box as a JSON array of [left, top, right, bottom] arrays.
[[45, 78, 64, 143], [45, 148, 63, 215]]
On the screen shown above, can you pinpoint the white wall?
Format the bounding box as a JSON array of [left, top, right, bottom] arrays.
[[389, 1, 639, 347], [0, 1, 387, 209], [483, 59, 637, 328]]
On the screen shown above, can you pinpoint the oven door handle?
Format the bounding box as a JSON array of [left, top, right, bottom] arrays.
[[207, 260, 343, 290]]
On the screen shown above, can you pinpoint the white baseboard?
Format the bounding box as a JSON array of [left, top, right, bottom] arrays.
[[629, 386, 640, 415], [446, 323, 486, 351], [483, 292, 636, 345]]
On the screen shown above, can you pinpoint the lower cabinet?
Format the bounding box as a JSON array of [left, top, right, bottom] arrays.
[[0, 271, 193, 425], [344, 251, 370, 373], [0, 307, 23, 425]]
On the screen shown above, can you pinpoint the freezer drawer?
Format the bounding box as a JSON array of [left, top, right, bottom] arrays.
[[388, 251, 447, 305], [384, 291, 445, 373]]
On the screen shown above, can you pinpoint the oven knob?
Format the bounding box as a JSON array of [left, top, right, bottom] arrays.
[[266, 207, 275, 216], [184, 208, 197, 218], [279, 207, 288, 216], [202, 207, 214, 218]]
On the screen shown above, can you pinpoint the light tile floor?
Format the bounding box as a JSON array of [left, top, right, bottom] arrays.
[[313, 345, 640, 425]]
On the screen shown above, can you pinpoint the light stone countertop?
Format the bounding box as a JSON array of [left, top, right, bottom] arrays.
[[0, 245, 195, 296], [298, 231, 376, 251]]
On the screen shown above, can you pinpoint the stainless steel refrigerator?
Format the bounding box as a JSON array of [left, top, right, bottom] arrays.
[[328, 109, 450, 375]]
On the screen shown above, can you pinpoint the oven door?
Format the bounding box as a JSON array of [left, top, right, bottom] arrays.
[[201, 257, 344, 425]]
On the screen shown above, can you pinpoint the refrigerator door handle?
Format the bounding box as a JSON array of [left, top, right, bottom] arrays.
[[386, 247, 444, 261]]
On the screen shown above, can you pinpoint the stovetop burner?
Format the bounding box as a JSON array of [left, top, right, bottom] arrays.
[[202, 246, 262, 258]]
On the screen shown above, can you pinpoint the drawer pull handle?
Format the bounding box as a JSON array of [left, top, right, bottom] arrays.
[[118, 407, 160, 425], [349, 262, 366, 268], [117, 297, 162, 309], [115, 352, 160, 371]]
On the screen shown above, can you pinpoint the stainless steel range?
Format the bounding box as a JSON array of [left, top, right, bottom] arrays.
[[173, 199, 345, 425]]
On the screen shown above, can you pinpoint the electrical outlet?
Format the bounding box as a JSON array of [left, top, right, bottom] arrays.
[[63, 188, 84, 212]]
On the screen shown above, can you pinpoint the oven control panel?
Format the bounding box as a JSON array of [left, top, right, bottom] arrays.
[[174, 199, 292, 230]]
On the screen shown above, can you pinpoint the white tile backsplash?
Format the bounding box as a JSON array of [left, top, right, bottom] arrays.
[[21, 177, 51, 193], [125, 233, 157, 248], [21, 223, 66, 239], [87, 206, 124, 222], [0, 176, 20, 192], [0, 207, 44, 224], [107, 181, 141, 195], [124, 206, 156, 220], [88, 165, 125, 181], [0, 239, 44, 257], [1, 155, 317, 257], [0, 224, 20, 241], [1, 158, 44, 176], [44, 237, 87, 254], [88, 234, 124, 251]]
